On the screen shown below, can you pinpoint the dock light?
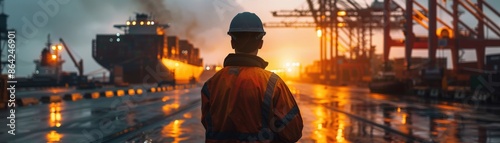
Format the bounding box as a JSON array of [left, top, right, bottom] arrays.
[[337, 10, 347, 16], [51, 46, 56, 50], [126, 21, 130, 25], [140, 21, 144, 25], [51, 54, 57, 59], [132, 21, 136, 25], [151, 21, 155, 25], [57, 45, 63, 50], [147, 21, 151, 25], [337, 22, 346, 27], [316, 29, 322, 37]]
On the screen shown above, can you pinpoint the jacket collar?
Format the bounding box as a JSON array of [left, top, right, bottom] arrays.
[[223, 53, 269, 69]]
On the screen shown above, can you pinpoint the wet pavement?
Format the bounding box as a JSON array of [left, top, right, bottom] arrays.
[[2, 82, 500, 142], [296, 82, 500, 143]]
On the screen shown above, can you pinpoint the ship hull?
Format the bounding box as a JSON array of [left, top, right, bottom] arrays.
[[92, 34, 203, 84], [161, 59, 203, 84]]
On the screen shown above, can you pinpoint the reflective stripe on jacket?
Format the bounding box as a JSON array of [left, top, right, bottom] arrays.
[[202, 66, 303, 143]]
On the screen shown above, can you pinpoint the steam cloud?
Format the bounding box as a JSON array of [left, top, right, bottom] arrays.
[[131, 0, 244, 52], [79, 0, 245, 64]]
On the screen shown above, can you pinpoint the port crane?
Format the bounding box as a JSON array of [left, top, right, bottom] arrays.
[[59, 38, 84, 77], [264, 0, 405, 83], [58, 38, 102, 89]]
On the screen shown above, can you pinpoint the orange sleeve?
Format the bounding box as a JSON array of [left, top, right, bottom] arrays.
[[271, 79, 303, 142], [201, 82, 211, 130]]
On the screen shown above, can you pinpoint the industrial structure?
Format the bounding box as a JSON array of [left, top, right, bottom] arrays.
[[15, 35, 91, 88], [266, 0, 500, 98], [265, 0, 406, 84]]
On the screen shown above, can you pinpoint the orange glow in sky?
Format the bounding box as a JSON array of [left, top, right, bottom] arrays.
[[223, 0, 362, 70]]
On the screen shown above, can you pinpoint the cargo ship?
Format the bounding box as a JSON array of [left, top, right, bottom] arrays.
[[92, 14, 204, 84], [368, 71, 409, 94]]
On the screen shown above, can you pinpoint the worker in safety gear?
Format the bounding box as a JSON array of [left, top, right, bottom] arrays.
[[201, 12, 303, 143]]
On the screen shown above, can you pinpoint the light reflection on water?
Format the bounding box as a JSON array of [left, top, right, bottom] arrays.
[[46, 130, 62, 142], [47, 103, 64, 142], [335, 113, 346, 143], [312, 105, 328, 143], [310, 87, 350, 143], [160, 95, 189, 142], [162, 96, 180, 115], [161, 119, 188, 143], [48, 103, 62, 127], [30, 83, 500, 143]]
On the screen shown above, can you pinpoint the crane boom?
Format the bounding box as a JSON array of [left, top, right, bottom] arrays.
[[59, 38, 83, 76]]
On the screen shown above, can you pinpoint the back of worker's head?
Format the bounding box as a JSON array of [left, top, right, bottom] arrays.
[[227, 12, 266, 54]]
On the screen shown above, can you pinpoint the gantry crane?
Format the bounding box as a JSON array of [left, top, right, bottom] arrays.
[[379, 0, 500, 96], [384, 0, 500, 74], [58, 38, 104, 89], [265, 0, 405, 83]]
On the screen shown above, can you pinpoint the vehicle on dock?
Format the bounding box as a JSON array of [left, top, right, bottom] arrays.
[[369, 71, 409, 94], [92, 13, 204, 85]]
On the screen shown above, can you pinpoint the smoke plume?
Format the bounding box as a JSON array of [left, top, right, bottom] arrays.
[[132, 0, 244, 52]]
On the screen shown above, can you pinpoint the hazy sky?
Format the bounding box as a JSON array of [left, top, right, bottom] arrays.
[[4, 0, 500, 77]]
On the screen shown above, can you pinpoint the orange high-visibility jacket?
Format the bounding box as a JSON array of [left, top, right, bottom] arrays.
[[201, 54, 303, 143]]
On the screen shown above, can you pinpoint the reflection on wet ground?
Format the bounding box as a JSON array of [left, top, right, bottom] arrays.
[[2, 83, 500, 143], [292, 82, 500, 143], [126, 106, 205, 143], [161, 119, 187, 143], [46, 130, 62, 142], [49, 103, 63, 128], [131, 82, 500, 142]]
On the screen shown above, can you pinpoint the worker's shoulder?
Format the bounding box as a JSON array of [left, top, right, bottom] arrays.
[[241, 67, 273, 74], [210, 66, 274, 79], [217, 66, 272, 74]]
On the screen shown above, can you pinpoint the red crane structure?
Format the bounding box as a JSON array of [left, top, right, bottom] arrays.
[[265, 0, 405, 83], [266, 0, 500, 87]]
